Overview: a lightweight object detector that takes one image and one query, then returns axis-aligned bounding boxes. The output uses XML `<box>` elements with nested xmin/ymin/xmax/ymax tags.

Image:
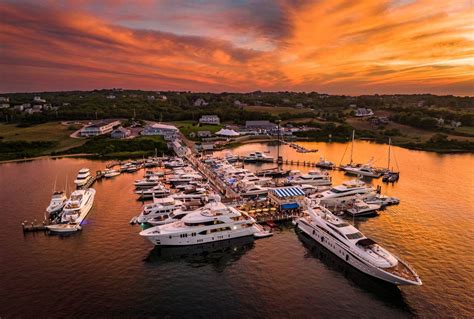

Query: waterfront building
<box><xmin>80</xmin><ymin>120</ymin><xmax>121</xmax><ymax>137</ymax></box>
<box><xmin>245</xmin><ymin>120</ymin><xmax>277</xmax><ymax>131</ymax></box>
<box><xmin>355</xmin><ymin>108</ymin><xmax>374</xmax><ymax>117</ymax></box>
<box><xmin>142</xmin><ymin>123</ymin><xmax>179</xmax><ymax>141</ymax></box>
<box><xmin>111</xmin><ymin>127</ymin><xmax>131</xmax><ymax>139</ymax></box>
<box><xmin>269</xmin><ymin>186</ymin><xmax>305</xmax><ymax>211</ymax></box>
<box><xmin>199</xmin><ymin>115</ymin><xmax>220</xmax><ymax>125</ymax></box>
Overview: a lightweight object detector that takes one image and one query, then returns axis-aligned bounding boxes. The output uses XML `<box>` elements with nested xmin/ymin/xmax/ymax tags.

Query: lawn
<box><xmin>0</xmin><ymin>122</ymin><xmax>86</xmax><ymax>155</ymax></box>
<box><xmin>171</xmin><ymin>121</ymin><xmax>223</xmax><ymax>139</ymax></box>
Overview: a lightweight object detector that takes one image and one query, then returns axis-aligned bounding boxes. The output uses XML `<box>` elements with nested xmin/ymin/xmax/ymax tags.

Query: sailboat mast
<box><xmin>350</xmin><ymin>130</ymin><xmax>355</xmax><ymax>165</ymax></box>
<box><xmin>388</xmin><ymin>138</ymin><xmax>391</xmax><ymax>170</ymax></box>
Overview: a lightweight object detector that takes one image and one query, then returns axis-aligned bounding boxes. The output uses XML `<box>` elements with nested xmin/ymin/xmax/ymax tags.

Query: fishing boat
<box><xmin>46</xmin><ymin>191</ymin><xmax>67</xmax><ymax>217</ymax></box>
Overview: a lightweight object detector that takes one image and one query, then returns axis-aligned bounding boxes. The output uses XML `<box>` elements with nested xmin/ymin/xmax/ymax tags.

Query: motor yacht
<box><xmin>313</xmin><ymin>180</ymin><xmax>376</xmax><ymax>206</ymax></box>
<box><xmin>144</xmin><ymin>170</ymin><xmax>164</xmax><ymax>178</ymax></box>
<box><xmin>290</xmin><ymin>171</ymin><xmax>332</xmax><ymax>186</ymax></box>
<box><xmin>60</xmin><ymin>188</ymin><xmax>96</xmax><ymax>224</ymax></box>
<box><xmin>364</xmin><ymin>194</ymin><xmax>400</xmax><ymax>207</ymax></box>
<box><xmin>315</xmin><ymin>157</ymin><xmax>335</xmax><ymax>169</ymax></box>
<box><xmin>300</xmin><ymin>184</ymin><xmax>330</xmax><ymax>196</ymax></box>
<box><xmin>346</xmin><ymin>199</ymin><xmax>381</xmax><ymax>217</ymax></box>
<box><xmin>167</xmin><ymin>173</ymin><xmax>203</xmax><ymax>186</ymax></box>
<box><xmin>137</xmin><ymin>196</ymin><xmax>186</xmax><ymax>223</ymax></box>
<box><xmin>140</xmin><ymin>202</ymin><xmax>258</xmax><ymax>246</ymax></box>
<box><xmin>134</xmin><ymin>175</ymin><xmax>161</xmax><ymax>188</ymax></box>
<box><xmin>164</xmin><ymin>158</ymin><xmax>186</xmax><ymax>168</ymax></box>
<box><xmin>243</xmin><ymin>151</ymin><xmax>274</xmax><ymax>163</ymax></box>
<box><xmin>74</xmin><ymin>168</ymin><xmax>92</xmax><ymax>187</ymax></box>
<box><xmin>135</xmin><ymin>184</ymin><xmax>170</xmax><ymax>199</ymax></box>
<box><xmin>239</xmin><ymin>184</ymin><xmax>269</xmax><ymax>197</ymax></box>
<box><xmin>127</xmin><ymin>164</ymin><xmax>140</xmax><ymax>173</ymax></box>
<box><xmin>46</xmin><ymin>191</ymin><xmax>67</xmax><ymax>217</ymax></box>
<box><xmin>104</xmin><ymin>168</ymin><xmax>120</xmax><ymax>178</ymax></box>
<box><xmin>296</xmin><ymin>201</ymin><xmax>422</xmax><ymax>285</ymax></box>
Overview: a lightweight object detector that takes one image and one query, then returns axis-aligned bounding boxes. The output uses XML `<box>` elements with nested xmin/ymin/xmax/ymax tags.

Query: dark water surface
<box><xmin>1</xmin><ymin>141</ymin><xmax>473</xmax><ymax>318</ymax></box>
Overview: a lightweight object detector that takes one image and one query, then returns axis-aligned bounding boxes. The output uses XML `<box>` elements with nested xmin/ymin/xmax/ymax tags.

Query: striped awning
<box><xmin>272</xmin><ymin>187</ymin><xmax>305</xmax><ymax>198</ymax></box>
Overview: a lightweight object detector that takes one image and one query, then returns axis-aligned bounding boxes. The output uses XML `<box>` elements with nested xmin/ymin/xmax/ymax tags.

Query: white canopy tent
<box><xmin>216</xmin><ymin>128</ymin><xmax>240</xmax><ymax>137</ymax></box>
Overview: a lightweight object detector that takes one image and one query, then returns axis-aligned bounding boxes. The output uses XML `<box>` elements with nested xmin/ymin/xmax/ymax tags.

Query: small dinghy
<box><xmin>46</xmin><ymin>223</ymin><xmax>81</xmax><ymax>233</ymax></box>
<box><xmin>253</xmin><ymin>224</ymin><xmax>273</xmax><ymax>238</ymax></box>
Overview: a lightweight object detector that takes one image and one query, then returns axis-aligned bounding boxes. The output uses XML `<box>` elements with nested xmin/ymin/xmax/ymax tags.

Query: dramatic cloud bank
<box><xmin>0</xmin><ymin>0</ymin><xmax>473</xmax><ymax>95</ymax></box>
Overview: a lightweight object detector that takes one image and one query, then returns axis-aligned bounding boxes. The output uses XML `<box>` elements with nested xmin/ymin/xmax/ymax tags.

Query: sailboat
<box><xmin>382</xmin><ymin>138</ymin><xmax>400</xmax><ymax>183</ymax></box>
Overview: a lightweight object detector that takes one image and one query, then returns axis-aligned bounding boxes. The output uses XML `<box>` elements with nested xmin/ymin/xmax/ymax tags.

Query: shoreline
<box><xmin>1</xmin><ymin>138</ymin><xmax>472</xmax><ymax>164</ymax></box>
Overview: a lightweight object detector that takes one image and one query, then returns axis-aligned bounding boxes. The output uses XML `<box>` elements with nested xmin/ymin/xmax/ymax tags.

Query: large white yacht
<box><xmin>137</xmin><ymin>196</ymin><xmax>186</xmax><ymax>223</ymax></box>
<box><xmin>74</xmin><ymin>168</ymin><xmax>92</xmax><ymax>187</ymax></box>
<box><xmin>290</xmin><ymin>170</ymin><xmax>332</xmax><ymax>186</ymax></box>
<box><xmin>167</xmin><ymin>173</ymin><xmax>203</xmax><ymax>186</ymax></box>
<box><xmin>60</xmin><ymin>188</ymin><xmax>96</xmax><ymax>224</ymax></box>
<box><xmin>314</xmin><ymin>180</ymin><xmax>375</xmax><ymax>205</ymax></box>
<box><xmin>140</xmin><ymin>202</ymin><xmax>258</xmax><ymax>246</ymax></box>
<box><xmin>296</xmin><ymin>201</ymin><xmax>421</xmax><ymax>285</ymax></box>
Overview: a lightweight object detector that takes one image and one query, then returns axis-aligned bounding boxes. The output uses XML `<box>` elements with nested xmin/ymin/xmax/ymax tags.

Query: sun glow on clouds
<box><xmin>0</xmin><ymin>0</ymin><xmax>472</xmax><ymax>95</ymax></box>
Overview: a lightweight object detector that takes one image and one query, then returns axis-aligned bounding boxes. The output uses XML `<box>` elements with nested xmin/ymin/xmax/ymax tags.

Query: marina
<box><xmin>1</xmin><ymin>140</ymin><xmax>473</xmax><ymax>317</ymax></box>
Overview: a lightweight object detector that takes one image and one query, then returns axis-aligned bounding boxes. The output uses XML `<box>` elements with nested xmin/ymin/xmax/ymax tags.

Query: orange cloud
<box><xmin>0</xmin><ymin>1</ymin><xmax>472</xmax><ymax>95</ymax></box>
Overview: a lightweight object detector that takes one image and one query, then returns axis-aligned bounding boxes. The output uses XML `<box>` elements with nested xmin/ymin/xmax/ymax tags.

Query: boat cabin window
<box><xmin>346</xmin><ymin>232</ymin><xmax>363</xmax><ymax>240</ymax></box>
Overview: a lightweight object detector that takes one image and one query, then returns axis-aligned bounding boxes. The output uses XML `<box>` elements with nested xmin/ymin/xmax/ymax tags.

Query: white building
<box><xmin>193</xmin><ymin>98</ymin><xmax>208</xmax><ymax>107</ymax></box>
<box><xmin>0</xmin><ymin>103</ymin><xmax>9</xmax><ymax>109</ymax></box>
<box><xmin>0</xmin><ymin>97</ymin><xmax>9</xmax><ymax>102</ymax></box>
<box><xmin>141</xmin><ymin>123</ymin><xmax>179</xmax><ymax>141</ymax></box>
<box><xmin>33</xmin><ymin>96</ymin><xmax>46</xmax><ymax>103</ymax></box>
<box><xmin>80</xmin><ymin>120</ymin><xmax>121</xmax><ymax>137</ymax></box>
<box><xmin>199</xmin><ymin>115</ymin><xmax>220</xmax><ymax>125</ymax></box>
<box><xmin>111</xmin><ymin>127</ymin><xmax>131</xmax><ymax>139</ymax></box>
<box><xmin>355</xmin><ymin>108</ymin><xmax>374</xmax><ymax>117</ymax></box>
<box><xmin>172</xmin><ymin>140</ymin><xmax>190</xmax><ymax>157</ymax></box>
<box><xmin>106</xmin><ymin>94</ymin><xmax>116</xmax><ymax>99</ymax></box>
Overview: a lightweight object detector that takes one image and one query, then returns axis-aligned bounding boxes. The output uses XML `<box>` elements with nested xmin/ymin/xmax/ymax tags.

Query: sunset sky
<box><xmin>0</xmin><ymin>0</ymin><xmax>473</xmax><ymax>95</ymax></box>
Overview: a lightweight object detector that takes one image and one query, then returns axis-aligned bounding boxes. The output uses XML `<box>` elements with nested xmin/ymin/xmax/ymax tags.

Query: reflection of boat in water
<box><xmin>296</xmin><ymin>230</ymin><xmax>413</xmax><ymax>313</ymax></box>
<box><xmin>144</xmin><ymin>236</ymin><xmax>255</xmax><ymax>268</ymax></box>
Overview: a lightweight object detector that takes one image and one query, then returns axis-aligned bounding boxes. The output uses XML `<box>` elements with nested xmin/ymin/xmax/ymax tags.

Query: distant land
<box><xmin>0</xmin><ymin>89</ymin><xmax>473</xmax><ymax>161</ymax></box>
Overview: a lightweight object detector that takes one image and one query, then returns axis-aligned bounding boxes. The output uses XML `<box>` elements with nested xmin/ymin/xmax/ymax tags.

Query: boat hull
<box><xmin>142</xmin><ymin>227</ymin><xmax>256</xmax><ymax>246</ymax></box>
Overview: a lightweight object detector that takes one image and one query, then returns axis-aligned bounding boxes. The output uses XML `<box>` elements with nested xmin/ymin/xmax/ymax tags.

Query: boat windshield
<box><xmin>346</xmin><ymin>232</ymin><xmax>364</xmax><ymax>240</ymax></box>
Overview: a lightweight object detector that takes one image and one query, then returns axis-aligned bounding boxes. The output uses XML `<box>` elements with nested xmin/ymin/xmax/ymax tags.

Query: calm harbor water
<box><xmin>0</xmin><ymin>141</ymin><xmax>473</xmax><ymax>318</ymax></box>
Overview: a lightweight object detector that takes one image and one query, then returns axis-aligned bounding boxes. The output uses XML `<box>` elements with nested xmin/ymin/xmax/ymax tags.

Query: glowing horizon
<box><xmin>0</xmin><ymin>0</ymin><xmax>473</xmax><ymax>95</ymax></box>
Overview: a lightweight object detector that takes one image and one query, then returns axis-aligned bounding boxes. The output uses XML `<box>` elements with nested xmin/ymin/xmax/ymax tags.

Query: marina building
<box><xmin>269</xmin><ymin>186</ymin><xmax>305</xmax><ymax>211</ymax></box>
<box><xmin>199</xmin><ymin>115</ymin><xmax>220</xmax><ymax>125</ymax></box>
<box><xmin>80</xmin><ymin>120</ymin><xmax>121</xmax><ymax>137</ymax></box>
<box><xmin>245</xmin><ymin>120</ymin><xmax>277</xmax><ymax>131</ymax></box>
<box><xmin>111</xmin><ymin>127</ymin><xmax>131</xmax><ymax>139</ymax></box>
<box><xmin>141</xmin><ymin>123</ymin><xmax>179</xmax><ymax>141</ymax></box>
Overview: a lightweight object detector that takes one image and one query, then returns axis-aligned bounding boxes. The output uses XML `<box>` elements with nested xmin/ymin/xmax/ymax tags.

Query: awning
<box><xmin>272</xmin><ymin>187</ymin><xmax>305</xmax><ymax>198</ymax></box>
<box><xmin>281</xmin><ymin>203</ymin><xmax>299</xmax><ymax>210</ymax></box>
